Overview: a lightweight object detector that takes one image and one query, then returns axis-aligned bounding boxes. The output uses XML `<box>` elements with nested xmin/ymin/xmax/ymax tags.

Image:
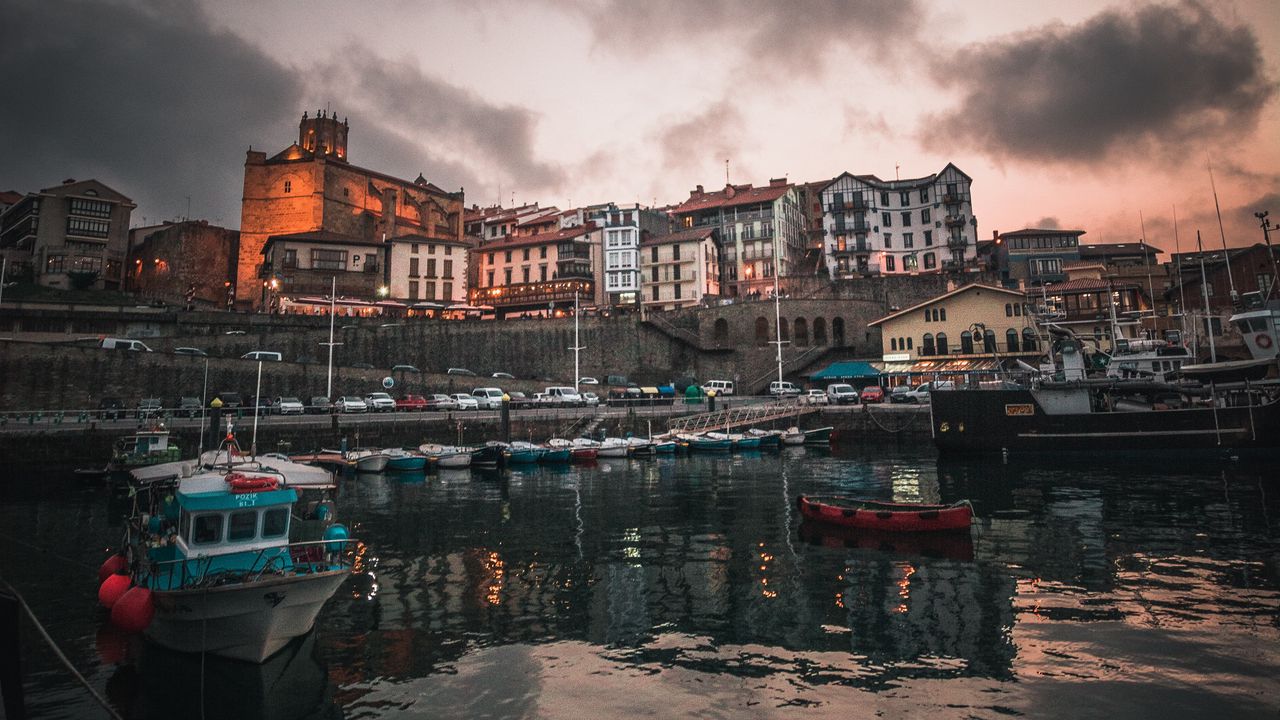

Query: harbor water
<box><xmin>3</xmin><ymin>446</ymin><xmax>1279</xmax><ymax>719</ymax></box>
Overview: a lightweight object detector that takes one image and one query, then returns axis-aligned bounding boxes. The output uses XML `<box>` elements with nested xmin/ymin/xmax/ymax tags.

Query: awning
<box><xmin>374</xmin><ymin>300</ymin><xmax>406</xmax><ymax>308</ymax></box>
<box><xmin>411</xmin><ymin>301</ymin><xmax>445</xmax><ymax>309</ymax></box>
<box><xmin>877</xmin><ymin>361</ymin><xmax>916</xmax><ymax>374</ymax></box>
<box><xmin>447</xmin><ymin>304</ymin><xmax>495</xmax><ymax>311</ymax></box>
<box><xmin>810</xmin><ymin>361</ymin><xmax>881</xmax><ymax>380</ymax></box>
<box><xmin>909</xmin><ymin>359</ymin><xmax>1002</xmax><ymax>374</ymax></box>
<box><xmin>283</xmin><ymin>296</ymin><xmax>371</xmax><ymax>307</ymax></box>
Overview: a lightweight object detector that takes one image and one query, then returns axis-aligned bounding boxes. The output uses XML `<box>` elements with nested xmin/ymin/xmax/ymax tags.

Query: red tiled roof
<box><xmin>0</xmin><ymin>190</ymin><xmax>24</xmax><ymax>205</ymax></box>
<box><xmin>472</xmin><ymin>224</ymin><xmax>593</xmax><ymax>252</ymax></box>
<box><xmin>673</xmin><ymin>183</ymin><xmax>791</xmax><ymax>215</ymax></box>
<box><xmin>1041</xmin><ymin>278</ymin><xmax>1140</xmax><ymax>292</ymax></box>
<box><xmin>640</xmin><ymin>227</ymin><xmax>716</xmax><ymax>246</ymax></box>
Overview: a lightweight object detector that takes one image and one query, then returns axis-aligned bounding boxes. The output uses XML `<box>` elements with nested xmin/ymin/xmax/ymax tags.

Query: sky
<box><xmin>2</xmin><ymin>0</ymin><xmax>1278</xmax><ymax>254</ymax></box>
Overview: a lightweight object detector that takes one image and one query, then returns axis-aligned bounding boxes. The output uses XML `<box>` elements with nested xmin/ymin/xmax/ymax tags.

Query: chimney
<box><xmin>769</xmin><ymin>177</ymin><xmax>786</xmax><ymax>187</ymax></box>
<box><xmin>694</xmin><ymin>185</ymin><xmax>704</xmax><ymax>195</ymax></box>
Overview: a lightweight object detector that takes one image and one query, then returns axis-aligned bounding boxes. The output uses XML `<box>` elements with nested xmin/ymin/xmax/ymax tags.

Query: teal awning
<box><xmin>810</xmin><ymin>361</ymin><xmax>881</xmax><ymax>380</ymax></box>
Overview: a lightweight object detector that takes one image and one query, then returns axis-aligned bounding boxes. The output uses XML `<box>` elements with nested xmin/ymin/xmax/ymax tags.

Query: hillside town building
<box><xmin>640</xmin><ymin>226</ymin><xmax>722</xmax><ymax>311</ymax></box>
<box><xmin>0</xmin><ymin>179</ymin><xmax>134</xmax><ymax>291</ymax></box>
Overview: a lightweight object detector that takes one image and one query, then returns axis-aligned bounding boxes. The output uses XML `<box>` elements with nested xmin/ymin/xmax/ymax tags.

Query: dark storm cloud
<box><xmin>315</xmin><ymin>50</ymin><xmax>566</xmax><ymax>192</ymax></box>
<box><xmin>1031</xmin><ymin>217</ymin><xmax>1061</xmax><ymax>230</ymax></box>
<box><xmin>561</xmin><ymin>0</ymin><xmax>924</xmax><ymax>71</ymax></box>
<box><xmin>923</xmin><ymin>1</ymin><xmax>1275</xmax><ymax>165</ymax></box>
<box><xmin>655</xmin><ymin>100</ymin><xmax>746</xmax><ymax>180</ymax></box>
<box><xmin>0</xmin><ymin>0</ymin><xmax>301</xmax><ymax>225</ymax></box>
<box><xmin>0</xmin><ymin>0</ymin><xmax>561</xmax><ymax>226</ymax></box>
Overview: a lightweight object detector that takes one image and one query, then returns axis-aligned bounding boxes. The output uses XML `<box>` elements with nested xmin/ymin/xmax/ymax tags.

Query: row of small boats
<box><xmin>309</xmin><ymin>426</ymin><xmax>836</xmax><ymax>474</ymax></box>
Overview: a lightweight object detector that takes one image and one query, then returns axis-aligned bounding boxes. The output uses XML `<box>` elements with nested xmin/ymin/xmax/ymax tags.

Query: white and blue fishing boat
<box><xmin>104</xmin><ymin>459</ymin><xmax>356</xmax><ymax>663</ymax></box>
<box><xmin>345</xmin><ymin>448</ymin><xmax>390</xmax><ymax>473</ymax></box>
<box><xmin>541</xmin><ymin>439</ymin><xmax>573</xmax><ymax>463</ymax></box>
<box><xmin>469</xmin><ymin>442</ymin><xmax>507</xmax><ymax>468</ymax></box>
<box><xmin>419</xmin><ymin>443</ymin><xmax>473</xmax><ymax>469</ymax></box>
<box><xmin>803</xmin><ymin>426</ymin><xmax>834</xmax><ymax>445</ymax></box>
<box><xmin>652</xmin><ymin>439</ymin><xmax>677</xmax><ymax>454</ymax></box>
<box><xmin>626</xmin><ymin>437</ymin><xmax>655</xmax><ymax>456</ymax></box>
<box><xmin>680</xmin><ymin>433</ymin><xmax>733</xmax><ymax>452</ymax></box>
<box><xmin>747</xmin><ymin>428</ymin><xmax>783</xmax><ymax>448</ymax></box>
<box><xmin>384</xmin><ymin>448</ymin><xmax>427</xmax><ymax>471</ymax></box>
<box><xmin>707</xmin><ymin>432</ymin><xmax>762</xmax><ymax>450</ymax></box>
<box><xmin>597</xmin><ymin>437</ymin><xmax>631</xmax><ymax>458</ymax></box>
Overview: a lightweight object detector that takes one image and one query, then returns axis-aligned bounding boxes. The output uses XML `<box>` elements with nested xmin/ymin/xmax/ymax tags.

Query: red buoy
<box><xmin>97</xmin><ymin>553</ymin><xmax>127</xmax><ymax>583</ymax></box>
<box><xmin>98</xmin><ymin>573</ymin><xmax>131</xmax><ymax>609</ymax></box>
<box><xmin>110</xmin><ymin>586</ymin><xmax>154</xmax><ymax>633</ymax></box>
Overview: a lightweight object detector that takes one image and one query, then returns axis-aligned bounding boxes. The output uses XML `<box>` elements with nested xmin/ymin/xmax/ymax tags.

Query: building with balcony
<box><xmin>993</xmin><ymin>228</ymin><xmax>1085</xmax><ymax>287</ymax></box>
<box><xmin>571</xmin><ymin>202</ymin><xmax>671</xmax><ymax>309</ymax></box>
<box><xmin>238</xmin><ymin>111</ymin><xmax>465</xmax><ymax>308</ymax></box>
<box><xmin>868</xmin><ymin>283</ymin><xmax>1043</xmax><ymax>383</ymax></box>
<box><xmin>387</xmin><ymin>235</ymin><xmax>470</xmax><ymax>309</ymax></box>
<box><xmin>819</xmin><ymin>164</ymin><xmax>976</xmax><ymax>279</ymax></box>
<box><xmin>670</xmin><ymin>179</ymin><xmax>805</xmax><ymax>298</ymax></box>
<box><xmin>1034</xmin><ymin>276</ymin><xmax>1152</xmax><ymax>350</ymax></box>
<box><xmin>469</xmin><ymin>224</ymin><xmax>597</xmax><ymax>318</ymax></box>
<box><xmin>640</xmin><ymin>227</ymin><xmax>721</xmax><ymax>311</ymax></box>
<box><xmin>259</xmin><ymin>230</ymin><xmax>386</xmax><ymax>311</ymax></box>
<box><xmin>0</xmin><ymin>179</ymin><xmax>134</xmax><ymax>290</ymax></box>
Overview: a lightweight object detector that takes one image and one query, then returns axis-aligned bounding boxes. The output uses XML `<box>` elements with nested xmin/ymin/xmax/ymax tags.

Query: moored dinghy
<box><xmin>780</xmin><ymin>427</ymin><xmax>806</xmax><ymax>446</ymax></box>
<box><xmin>597</xmin><ymin>437</ymin><xmax>631</xmax><ymax>458</ymax></box>
<box><xmin>796</xmin><ymin>495</ymin><xmax>973</xmax><ymax>532</ymax></box>
<box><xmin>569</xmin><ymin>438</ymin><xmax>600</xmax><ymax>461</ymax></box>
<box><xmin>542</xmin><ymin>438</ymin><xmax>573</xmax><ymax>463</ymax></box>
<box><xmin>346</xmin><ymin>448</ymin><xmax>390</xmax><ymax>473</ymax></box>
<box><xmin>419</xmin><ymin>443</ymin><xmax>473</xmax><ymax>469</ymax></box>
<box><xmin>504</xmin><ymin>441</ymin><xmax>545</xmax><ymax>464</ymax></box>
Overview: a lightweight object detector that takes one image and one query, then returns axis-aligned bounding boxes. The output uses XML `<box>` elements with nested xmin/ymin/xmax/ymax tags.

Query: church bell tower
<box><xmin>298</xmin><ymin>109</ymin><xmax>349</xmax><ymax>161</ymax></box>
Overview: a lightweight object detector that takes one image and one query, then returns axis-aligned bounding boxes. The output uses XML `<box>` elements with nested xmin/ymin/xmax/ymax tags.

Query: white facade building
<box><xmin>820</xmin><ymin>163</ymin><xmax>976</xmax><ymax>279</ymax></box>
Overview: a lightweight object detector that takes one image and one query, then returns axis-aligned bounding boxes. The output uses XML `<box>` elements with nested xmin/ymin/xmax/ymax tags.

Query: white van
<box><xmin>702</xmin><ymin>380</ymin><xmax>735</xmax><ymax>396</ymax></box>
<box><xmin>471</xmin><ymin>387</ymin><xmax>505</xmax><ymax>410</ymax></box>
<box><xmin>541</xmin><ymin>386</ymin><xmax>583</xmax><ymax>406</ymax></box>
<box><xmin>826</xmin><ymin>383</ymin><xmax>859</xmax><ymax>404</ymax></box>
<box><xmin>905</xmin><ymin>380</ymin><xmax>954</xmax><ymax>403</ymax></box>
<box><xmin>768</xmin><ymin>381</ymin><xmax>802</xmax><ymax>397</ymax></box>
<box><xmin>241</xmin><ymin>351</ymin><xmax>283</xmax><ymax>362</ymax></box>
<box><xmin>100</xmin><ymin>337</ymin><xmax>152</xmax><ymax>352</ymax></box>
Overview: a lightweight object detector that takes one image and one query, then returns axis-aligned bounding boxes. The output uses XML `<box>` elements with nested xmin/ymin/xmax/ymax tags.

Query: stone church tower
<box><xmin>298</xmin><ymin>110</ymin><xmax>348</xmax><ymax>161</ymax></box>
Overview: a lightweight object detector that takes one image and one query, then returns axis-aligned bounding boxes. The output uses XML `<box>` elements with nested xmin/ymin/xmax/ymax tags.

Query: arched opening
<box><xmin>960</xmin><ymin>331</ymin><xmax>974</xmax><ymax>354</ymax></box>
<box><xmin>936</xmin><ymin>332</ymin><xmax>948</xmax><ymax>355</ymax></box>
<box><xmin>1006</xmin><ymin>328</ymin><xmax>1019</xmax><ymax>352</ymax></box>
<box><xmin>1005</xmin><ymin>303</ymin><xmax>1013</xmax><ymax>317</ymax></box>
<box><xmin>794</xmin><ymin>317</ymin><xmax>809</xmax><ymax>346</ymax></box>
<box><xmin>779</xmin><ymin>318</ymin><xmax>790</xmax><ymax>342</ymax></box>
<box><xmin>1022</xmin><ymin>327</ymin><xmax>1038</xmax><ymax>352</ymax></box>
<box><xmin>906</xmin><ymin>337</ymin><xmax>913</xmax><ymax>350</ymax></box>
<box><xmin>983</xmin><ymin>329</ymin><xmax>997</xmax><ymax>353</ymax></box>
<box><xmin>923</xmin><ymin>310</ymin><xmax>931</xmax><ymax>323</ymax></box>
<box><xmin>923</xmin><ymin>333</ymin><xmax>935</xmax><ymax>356</ymax></box>
<box><xmin>754</xmin><ymin>316</ymin><xmax>770</xmax><ymax>346</ymax></box>
<box><xmin>832</xmin><ymin>317</ymin><xmax>846</xmax><ymax>346</ymax></box>
<box><xmin>714</xmin><ymin>318</ymin><xmax>729</xmax><ymax>346</ymax></box>
<box><xmin>813</xmin><ymin>317</ymin><xmax>827</xmax><ymax>345</ymax></box>
<box><xmin>891</xmin><ymin>337</ymin><xmax>898</xmax><ymax>351</ymax></box>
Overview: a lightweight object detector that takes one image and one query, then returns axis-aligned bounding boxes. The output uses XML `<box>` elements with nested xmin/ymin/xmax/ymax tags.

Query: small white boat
<box><xmin>780</xmin><ymin>427</ymin><xmax>806</xmax><ymax>446</ymax></box>
<box><xmin>597</xmin><ymin>437</ymin><xmax>631</xmax><ymax>458</ymax></box>
<box><xmin>419</xmin><ymin>443</ymin><xmax>473</xmax><ymax>469</ymax></box>
<box><xmin>626</xmin><ymin>437</ymin><xmax>654</xmax><ymax>455</ymax></box>
<box><xmin>346</xmin><ymin>449</ymin><xmax>390</xmax><ymax>473</ymax></box>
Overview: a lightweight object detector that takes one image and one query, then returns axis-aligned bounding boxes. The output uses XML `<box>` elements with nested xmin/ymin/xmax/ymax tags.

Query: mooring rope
<box><xmin>0</xmin><ymin>579</ymin><xmax>125</xmax><ymax>720</ymax></box>
<box><xmin>862</xmin><ymin>406</ymin><xmax>923</xmax><ymax>434</ymax></box>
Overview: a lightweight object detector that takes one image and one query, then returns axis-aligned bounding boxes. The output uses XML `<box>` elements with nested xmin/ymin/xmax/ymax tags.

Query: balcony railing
<box><xmin>472</xmin><ymin>279</ymin><xmax>594</xmax><ymax>307</ymax></box>
<box><xmin>942</xmin><ymin>193</ymin><xmax>964</xmax><ymax>205</ymax></box>
<box><xmin>945</xmin><ymin>215</ymin><xmax>966</xmax><ymax>227</ymax></box>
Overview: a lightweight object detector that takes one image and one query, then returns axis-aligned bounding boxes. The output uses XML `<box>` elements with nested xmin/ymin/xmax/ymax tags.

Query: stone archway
<box><xmin>813</xmin><ymin>317</ymin><xmax>827</xmax><ymax>345</ymax></box>
<box><xmin>794</xmin><ymin>317</ymin><xmax>809</xmax><ymax>346</ymax></box>
<box><xmin>779</xmin><ymin>318</ymin><xmax>790</xmax><ymax>342</ymax></box>
<box><xmin>714</xmin><ymin>317</ymin><xmax>729</xmax><ymax>346</ymax></box>
<box><xmin>755</xmin><ymin>316</ymin><xmax>770</xmax><ymax>346</ymax></box>
<box><xmin>832</xmin><ymin>317</ymin><xmax>845</xmax><ymax>347</ymax></box>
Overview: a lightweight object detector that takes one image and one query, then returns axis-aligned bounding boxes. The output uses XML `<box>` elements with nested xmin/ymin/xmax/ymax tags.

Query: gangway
<box><xmin>667</xmin><ymin>403</ymin><xmax>819</xmax><ymax>433</ymax></box>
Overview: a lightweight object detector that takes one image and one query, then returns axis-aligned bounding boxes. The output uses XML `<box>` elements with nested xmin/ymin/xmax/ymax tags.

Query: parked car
<box><xmin>136</xmin><ymin>398</ymin><xmax>165</xmax><ymax>419</ymax></box>
<box><xmin>100</xmin><ymin>337</ymin><xmax>152</xmax><ymax>352</ymax></box>
<box><xmin>803</xmin><ymin>389</ymin><xmax>829</xmax><ymax>405</ymax></box>
<box><xmin>397</xmin><ymin>394</ymin><xmax>429</xmax><ymax>412</ymax></box>
<box><xmin>579</xmin><ymin>377</ymin><xmax>599</xmax><ymax>385</ymax></box>
<box><xmin>224</xmin><ymin>330</ymin><xmax>246</xmax><ymax>335</ymax></box>
<box><xmin>888</xmin><ymin>385</ymin><xmax>913</xmax><ymax>404</ymax></box>
<box><xmin>702</xmin><ymin>379</ymin><xmax>735</xmax><ymax>396</ymax></box>
<box><xmin>905</xmin><ymin>380</ymin><xmax>955</xmax><ymax>404</ymax></box>
<box><xmin>177</xmin><ymin>397</ymin><xmax>203</xmax><ymax>418</ymax></box>
<box><xmin>391</xmin><ymin>364</ymin><xmax>421</xmax><ymax>373</ymax></box>
<box><xmin>335</xmin><ymin>396</ymin><xmax>368</xmax><ymax>413</ymax></box>
<box><xmin>215</xmin><ymin>391</ymin><xmax>242</xmax><ymax>409</ymax></box>
<box><xmin>450</xmin><ymin>393</ymin><xmax>479</xmax><ymax>410</ymax></box>
<box><xmin>173</xmin><ymin>347</ymin><xmax>207</xmax><ymax>357</ymax></box>
<box><xmin>308</xmin><ymin>396</ymin><xmax>333</xmax><ymax>414</ymax></box>
<box><xmin>471</xmin><ymin>387</ymin><xmax>505</xmax><ymax>410</ymax></box>
<box><xmin>247</xmin><ymin>395</ymin><xmax>273</xmax><ymax>415</ymax></box>
<box><xmin>769</xmin><ymin>381</ymin><xmax>802</xmax><ymax>397</ymax></box>
<box><xmin>541</xmin><ymin>386</ymin><xmax>583</xmax><ymax>407</ymax></box>
<box><xmin>491</xmin><ymin>372</ymin><xmax>515</xmax><ymax>379</ymax></box>
<box><xmin>97</xmin><ymin>397</ymin><xmax>125</xmax><ymax>420</ymax></box>
<box><xmin>582</xmin><ymin>391</ymin><xmax>600</xmax><ymax>407</ymax></box>
<box><xmin>860</xmin><ymin>386</ymin><xmax>886</xmax><ymax>403</ymax></box>
<box><xmin>274</xmin><ymin>397</ymin><xmax>305</xmax><ymax>415</ymax></box>
<box><xmin>825</xmin><ymin>383</ymin><xmax>859</xmax><ymax>405</ymax></box>
<box><xmin>241</xmin><ymin>351</ymin><xmax>282</xmax><ymax>362</ymax></box>
<box><xmin>446</xmin><ymin>367</ymin><xmax>477</xmax><ymax>376</ymax></box>
<box><xmin>364</xmin><ymin>392</ymin><xmax>396</xmax><ymax>412</ymax></box>
<box><xmin>506</xmin><ymin>391</ymin><xmax>530</xmax><ymax>408</ymax></box>
<box><xmin>426</xmin><ymin>394</ymin><xmax>459</xmax><ymax>411</ymax></box>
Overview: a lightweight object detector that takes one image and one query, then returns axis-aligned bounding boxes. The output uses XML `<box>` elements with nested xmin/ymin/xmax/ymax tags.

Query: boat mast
<box><xmin>197</xmin><ymin>357</ymin><xmax>209</xmax><ymax>458</ymax></box>
<box><xmin>250</xmin><ymin>359</ymin><xmax>263</xmax><ymax>458</ymax></box>
<box><xmin>1139</xmin><ymin>211</ymin><xmax>1157</xmax><ymax>334</ymax></box>
<box><xmin>325</xmin><ymin>275</ymin><xmax>337</xmax><ymax>399</ymax></box>
<box><xmin>771</xmin><ymin>242</ymin><xmax>784</xmax><ymax>390</ymax></box>
<box><xmin>1256</xmin><ymin>211</ymin><xmax>1278</xmax><ymax>301</ymax></box>
<box><xmin>1208</xmin><ymin>158</ymin><xmax>1238</xmax><ymax>305</ymax></box>
<box><xmin>571</xmin><ymin>291</ymin><xmax>584</xmax><ymax>391</ymax></box>
<box><xmin>1173</xmin><ymin>206</ymin><xmax>1189</xmax><ymax>340</ymax></box>
<box><xmin>1196</xmin><ymin>230</ymin><xmax>1217</xmax><ymax>363</ymax></box>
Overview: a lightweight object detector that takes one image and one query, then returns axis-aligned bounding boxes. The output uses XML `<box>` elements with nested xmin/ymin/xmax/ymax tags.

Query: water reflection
<box><xmin>4</xmin><ymin>449</ymin><xmax>1279</xmax><ymax>718</ymax></box>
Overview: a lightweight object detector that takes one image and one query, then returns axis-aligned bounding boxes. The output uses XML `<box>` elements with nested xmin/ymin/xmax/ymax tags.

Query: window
<box><xmin>923</xmin><ymin>252</ymin><xmax>935</xmax><ymax>269</ymax></box>
<box><xmin>904</xmin><ymin>233</ymin><xmax>914</xmax><ymax>249</ymax></box>
<box><xmin>652</xmin><ymin>247</ymin><xmax>659</xmax><ymax>263</ymax></box>
<box><xmin>961</xmin><ymin>331</ymin><xmax>974</xmax><ymax>354</ymax></box>
<box><xmin>45</xmin><ymin>255</ymin><xmax>65</xmax><ymax>273</ymax></box>
<box><xmin>880</xmin><ymin>191</ymin><xmax>890</xmax><ymax>206</ymax></box>
<box><xmin>899</xmin><ymin>191</ymin><xmax>910</xmax><ymax>206</ymax></box>
<box><xmin>672</xmin><ymin>244</ymin><xmax>681</xmax><ymax>260</ymax></box>
<box><xmin>919</xmin><ymin>189</ymin><xmax>929</xmax><ymax>203</ymax></box>
<box><xmin>283</xmin><ymin>180</ymin><xmax>292</xmax><ymax>193</ymax></box>
<box><xmin>651</xmin><ymin>266</ymin><xmax>659</xmax><ymax>282</ymax></box>
<box><xmin>936</xmin><ymin>332</ymin><xmax>948</xmax><ymax>354</ymax></box>
<box><xmin>901</xmin><ymin>212</ymin><xmax>912</xmax><ymax>227</ymax></box>
<box><xmin>486</xmin><ymin>271</ymin><xmax>494</xmax><ymax>287</ymax></box>
<box><xmin>411</xmin><ymin>243</ymin><xmax>419</xmax><ymax>255</ymax></box>
<box><xmin>443</xmin><ymin>260</ymin><xmax>453</xmax><ymax>277</ymax></box>
<box><xmin>262</xmin><ymin>508</ymin><xmax>288</xmax><ymax>538</ymax></box>
<box><xmin>409</xmin><ymin>280</ymin><xmax>419</xmax><ymax>298</ymax></box>
<box><xmin>504</xmin><ymin>251</ymin><xmax>512</xmax><ymax>263</ymax></box>
<box><xmin>652</xmin><ymin>286</ymin><xmax>660</xmax><ymax>301</ymax></box>
<box><xmin>923</xmin><ymin>310</ymin><xmax>931</xmax><ymax>322</ymax></box>
<box><xmin>886</xmin><ymin>255</ymin><xmax>896</xmax><ymax>271</ymax></box>
<box><xmin>487</xmin><ymin>252</ymin><xmax>494</xmax><ymax>265</ymax></box>
<box><xmin>984</xmin><ymin>329</ymin><xmax>997</xmax><ymax>353</ymax></box>
<box><xmin>921</xmin><ymin>209</ymin><xmax>931</xmax><ymax>224</ymax></box>
<box><xmin>1205</xmin><ymin>281</ymin><xmax>1214</xmax><ymax>297</ymax></box>
<box><xmin>882</xmin><ymin>212</ymin><xmax>891</xmax><ymax>227</ymax></box>
<box><xmin>522</xmin><ymin>248</ymin><xmax>530</xmax><ymax>261</ymax></box>
<box><xmin>674</xmin><ymin>284</ymin><xmax>682</xmax><ymax>300</ymax></box>
<box><xmin>673</xmin><ymin>264</ymin><xmax>681</xmax><ymax>280</ymax></box>
<box><xmin>1257</xmin><ymin>273</ymin><xmax>1274</xmax><ymax>294</ymax></box>
<box><xmin>540</xmin><ymin>265</ymin><xmax>548</xmax><ymax>281</ymax></box>
<box><xmin>426</xmin><ymin>258</ymin><xmax>437</xmax><ymax>277</ymax></box>
<box><xmin>924</xmin><ymin>230</ymin><xmax>933</xmax><ymax>246</ymax></box>
<box><xmin>1022</xmin><ymin>328</ymin><xmax>1037</xmax><ymax>351</ymax></box>
<box><xmin>193</xmin><ymin>514</ymin><xmax>222</xmax><ymax>545</ymax></box>
<box><xmin>891</xmin><ymin>337</ymin><xmax>897</xmax><ymax>351</ymax></box>
<box><xmin>1007</xmin><ymin>329</ymin><xmax>1020</xmax><ymax>352</ymax></box>
<box><xmin>1014</xmin><ymin>304</ymin><xmax>1022</xmax><ymax>317</ymax></box>
<box><xmin>445</xmin><ymin>245</ymin><xmax>453</xmax><ymax>256</ymax></box>
<box><xmin>66</xmin><ymin>217</ymin><xmax>109</xmax><ymax>238</ymax></box>
<box><xmin>884</xmin><ymin>233</ymin><xmax>892</xmax><ymax>248</ymax></box>
<box><xmin>311</xmin><ymin>249</ymin><xmax>347</xmax><ymax>271</ymax></box>
<box><xmin>426</xmin><ymin>281</ymin><xmax>437</xmax><ymax>299</ymax></box>
<box><xmin>504</xmin><ymin>268</ymin><xmax>511</xmax><ymax>284</ymax></box>
<box><xmin>940</xmin><ymin>308</ymin><xmax>946</xmax><ymax>321</ymax></box>
<box><xmin>343</xmin><ymin>187</ymin><xmax>349</xmax><ymax>198</ymax></box>
<box><xmin>283</xmin><ymin>249</ymin><xmax>297</xmax><ymax>269</ymax></box>
<box><xmin>923</xmin><ymin>333</ymin><xmax>935</xmax><ymax>355</ymax></box>
<box><xmin>522</xmin><ymin>267</ymin><xmax>530</xmax><ymax>283</ymax></box>
<box><xmin>1006</xmin><ymin>303</ymin><xmax>1013</xmax><ymax>317</ymax></box>
<box><xmin>410</xmin><ymin>258</ymin><xmax>419</xmax><ymax>276</ymax></box>
<box><xmin>540</xmin><ymin>246</ymin><xmax>547</xmax><ymax>259</ymax></box>
<box><xmin>228</xmin><ymin>510</ymin><xmax>257</xmax><ymax>542</ymax></box>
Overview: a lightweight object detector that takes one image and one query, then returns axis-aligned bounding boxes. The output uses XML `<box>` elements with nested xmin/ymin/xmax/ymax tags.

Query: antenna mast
<box><xmin>1207</xmin><ymin>158</ymin><xmax>1238</xmax><ymax>303</ymax></box>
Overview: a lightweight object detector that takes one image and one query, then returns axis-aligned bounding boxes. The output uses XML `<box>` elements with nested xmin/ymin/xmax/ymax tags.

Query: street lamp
<box><xmin>377</xmin><ymin>285</ymin><xmax>389</xmax><ymax>298</ymax></box>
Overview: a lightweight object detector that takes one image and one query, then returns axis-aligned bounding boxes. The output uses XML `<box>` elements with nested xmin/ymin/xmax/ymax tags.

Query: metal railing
<box><xmin>142</xmin><ymin>538</ymin><xmax>358</xmax><ymax>591</ymax></box>
<box><xmin>667</xmin><ymin>402</ymin><xmax>818</xmax><ymax>433</ymax></box>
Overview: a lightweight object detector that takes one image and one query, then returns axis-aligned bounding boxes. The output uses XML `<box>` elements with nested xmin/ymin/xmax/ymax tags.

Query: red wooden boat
<box><xmin>796</xmin><ymin>495</ymin><xmax>973</xmax><ymax>532</ymax></box>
